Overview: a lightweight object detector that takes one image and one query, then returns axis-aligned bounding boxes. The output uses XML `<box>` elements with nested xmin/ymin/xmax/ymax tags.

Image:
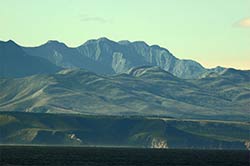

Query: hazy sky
<box><xmin>0</xmin><ymin>0</ymin><xmax>249</xmax><ymax>69</ymax></box>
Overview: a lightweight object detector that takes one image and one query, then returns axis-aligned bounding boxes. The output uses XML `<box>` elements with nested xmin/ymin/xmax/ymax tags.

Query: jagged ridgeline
<box><xmin>1</xmin><ymin>38</ymin><xmax>224</xmax><ymax>79</ymax></box>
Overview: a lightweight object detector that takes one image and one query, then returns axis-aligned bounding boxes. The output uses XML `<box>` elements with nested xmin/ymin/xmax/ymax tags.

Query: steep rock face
<box><xmin>0</xmin><ymin>40</ymin><xmax>61</xmax><ymax>78</ymax></box>
<box><xmin>22</xmin><ymin>38</ymin><xmax>209</xmax><ymax>79</ymax></box>
<box><xmin>23</xmin><ymin>40</ymin><xmax>112</xmax><ymax>74</ymax></box>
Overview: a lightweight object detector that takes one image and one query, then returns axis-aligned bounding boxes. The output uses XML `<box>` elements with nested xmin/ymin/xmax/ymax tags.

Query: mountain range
<box><xmin>0</xmin><ymin>38</ymin><xmax>249</xmax><ymax>148</ymax></box>
<box><xmin>1</xmin><ymin>38</ymin><xmax>225</xmax><ymax>79</ymax></box>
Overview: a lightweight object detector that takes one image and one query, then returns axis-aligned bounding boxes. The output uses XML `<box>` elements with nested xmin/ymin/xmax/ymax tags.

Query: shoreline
<box><xmin>0</xmin><ymin>144</ymin><xmax>248</xmax><ymax>151</ymax></box>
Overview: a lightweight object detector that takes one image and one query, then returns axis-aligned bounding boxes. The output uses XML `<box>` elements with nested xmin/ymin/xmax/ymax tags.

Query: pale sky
<box><xmin>0</xmin><ymin>0</ymin><xmax>249</xmax><ymax>69</ymax></box>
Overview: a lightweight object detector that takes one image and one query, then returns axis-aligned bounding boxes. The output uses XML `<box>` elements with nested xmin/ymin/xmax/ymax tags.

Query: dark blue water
<box><xmin>0</xmin><ymin>146</ymin><xmax>249</xmax><ymax>166</ymax></box>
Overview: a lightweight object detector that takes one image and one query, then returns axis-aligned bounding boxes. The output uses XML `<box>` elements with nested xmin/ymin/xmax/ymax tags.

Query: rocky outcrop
<box><xmin>68</xmin><ymin>134</ymin><xmax>82</xmax><ymax>144</ymax></box>
<box><xmin>244</xmin><ymin>141</ymin><xmax>250</xmax><ymax>150</ymax></box>
<box><xmin>150</xmin><ymin>138</ymin><xmax>168</xmax><ymax>149</ymax></box>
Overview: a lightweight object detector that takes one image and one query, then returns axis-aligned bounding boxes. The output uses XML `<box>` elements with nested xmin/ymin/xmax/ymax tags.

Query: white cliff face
<box><xmin>112</xmin><ymin>52</ymin><xmax>129</xmax><ymax>73</ymax></box>
<box><xmin>51</xmin><ymin>50</ymin><xmax>63</xmax><ymax>66</ymax></box>
<box><xmin>244</xmin><ymin>141</ymin><xmax>250</xmax><ymax>150</ymax></box>
<box><xmin>150</xmin><ymin>138</ymin><xmax>168</xmax><ymax>149</ymax></box>
<box><xmin>68</xmin><ymin>134</ymin><xmax>82</xmax><ymax>143</ymax></box>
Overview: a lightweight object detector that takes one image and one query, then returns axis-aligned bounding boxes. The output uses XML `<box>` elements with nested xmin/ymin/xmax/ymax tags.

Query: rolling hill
<box><xmin>0</xmin><ymin>67</ymin><xmax>249</xmax><ymax>121</ymax></box>
<box><xmin>0</xmin><ymin>112</ymin><xmax>249</xmax><ymax>149</ymax></box>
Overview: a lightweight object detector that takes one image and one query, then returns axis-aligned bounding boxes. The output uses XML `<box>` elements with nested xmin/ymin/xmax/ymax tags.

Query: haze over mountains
<box><xmin>1</xmin><ymin>38</ymin><xmax>224</xmax><ymax>79</ymax></box>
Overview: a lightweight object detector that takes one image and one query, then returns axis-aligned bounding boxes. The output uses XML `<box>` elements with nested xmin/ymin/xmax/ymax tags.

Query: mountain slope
<box><xmin>0</xmin><ymin>40</ymin><xmax>61</xmax><ymax>78</ymax></box>
<box><xmin>23</xmin><ymin>40</ymin><xmax>114</xmax><ymax>74</ymax></box>
<box><xmin>22</xmin><ymin>38</ymin><xmax>210</xmax><ymax>79</ymax></box>
<box><xmin>0</xmin><ymin>67</ymin><xmax>249</xmax><ymax>121</ymax></box>
<box><xmin>191</xmin><ymin>68</ymin><xmax>250</xmax><ymax>106</ymax></box>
